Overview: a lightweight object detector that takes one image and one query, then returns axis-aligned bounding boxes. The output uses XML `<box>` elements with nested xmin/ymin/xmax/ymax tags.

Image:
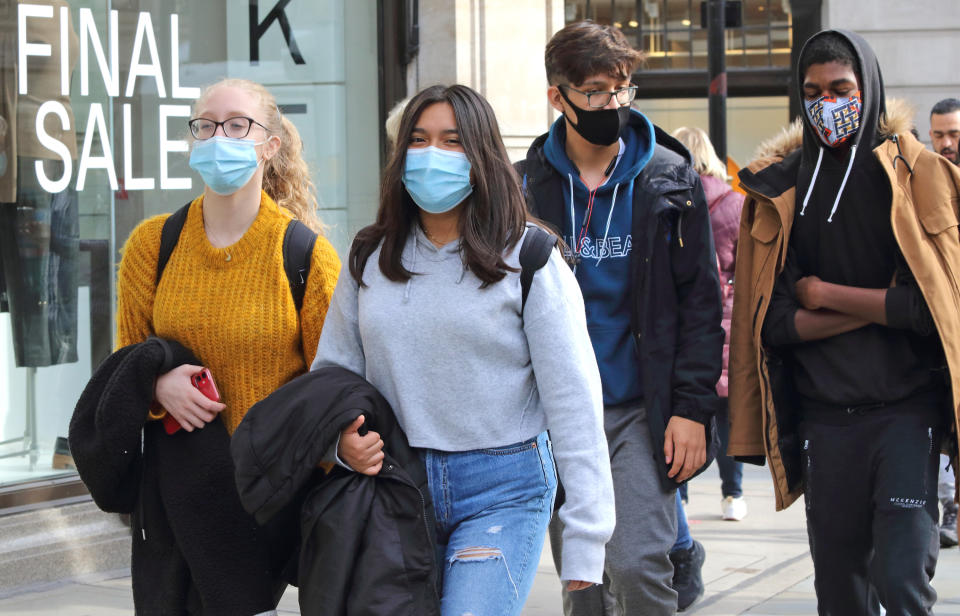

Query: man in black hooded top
<box><xmin>731</xmin><ymin>30</ymin><xmax>960</xmax><ymax>615</ymax></box>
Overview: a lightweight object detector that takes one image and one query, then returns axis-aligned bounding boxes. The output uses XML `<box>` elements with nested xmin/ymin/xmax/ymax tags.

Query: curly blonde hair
<box><xmin>194</xmin><ymin>78</ymin><xmax>325</xmax><ymax>233</ymax></box>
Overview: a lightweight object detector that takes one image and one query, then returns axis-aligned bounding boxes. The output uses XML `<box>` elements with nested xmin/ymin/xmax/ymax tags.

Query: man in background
<box><xmin>930</xmin><ymin>98</ymin><xmax>960</xmax><ymax>165</ymax></box>
<box><xmin>930</xmin><ymin>97</ymin><xmax>960</xmax><ymax>549</ymax></box>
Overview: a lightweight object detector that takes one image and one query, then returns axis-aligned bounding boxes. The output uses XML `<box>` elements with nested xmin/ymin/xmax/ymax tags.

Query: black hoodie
<box><xmin>761</xmin><ymin>30</ymin><xmax>943</xmax><ymax>408</ymax></box>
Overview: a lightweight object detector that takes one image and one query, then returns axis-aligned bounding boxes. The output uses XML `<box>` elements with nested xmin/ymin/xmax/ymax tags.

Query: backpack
<box><xmin>155</xmin><ymin>202</ymin><xmax>317</xmax><ymax>312</ymax></box>
<box><xmin>518</xmin><ymin>224</ymin><xmax>558</xmax><ymax>312</ymax></box>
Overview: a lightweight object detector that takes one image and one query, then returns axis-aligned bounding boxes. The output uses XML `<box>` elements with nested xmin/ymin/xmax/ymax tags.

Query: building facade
<box><xmin>0</xmin><ymin>0</ymin><xmax>382</xmax><ymax>506</ymax></box>
<box><xmin>0</xmin><ymin>0</ymin><xmax>958</xmax><ymax>589</ymax></box>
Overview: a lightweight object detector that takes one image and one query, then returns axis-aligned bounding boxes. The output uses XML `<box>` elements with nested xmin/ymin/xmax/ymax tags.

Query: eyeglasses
<box><xmin>559</xmin><ymin>84</ymin><xmax>638</xmax><ymax>109</ymax></box>
<box><xmin>188</xmin><ymin>116</ymin><xmax>269</xmax><ymax>140</ymax></box>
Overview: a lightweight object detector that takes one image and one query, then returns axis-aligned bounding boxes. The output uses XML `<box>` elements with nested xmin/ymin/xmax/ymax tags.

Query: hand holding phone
<box><xmin>161</xmin><ymin>367</ymin><xmax>222</xmax><ymax>434</ymax></box>
<box><xmin>191</xmin><ymin>368</ymin><xmax>221</xmax><ymax>403</ymax></box>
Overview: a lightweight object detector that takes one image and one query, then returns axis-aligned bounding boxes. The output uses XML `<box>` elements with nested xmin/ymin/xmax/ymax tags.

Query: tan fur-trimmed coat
<box><xmin>728</xmin><ymin>100</ymin><xmax>960</xmax><ymax>510</ymax></box>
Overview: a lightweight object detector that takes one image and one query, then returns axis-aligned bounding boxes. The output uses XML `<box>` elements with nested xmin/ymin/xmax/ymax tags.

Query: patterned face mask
<box><xmin>805</xmin><ymin>91</ymin><xmax>862</xmax><ymax>147</ymax></box>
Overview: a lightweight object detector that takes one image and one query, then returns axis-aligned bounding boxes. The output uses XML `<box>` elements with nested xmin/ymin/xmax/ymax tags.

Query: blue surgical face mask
<box><xmin>402</xmin><ymin>146</ymin><xmax>473</xmax><ymax>214</ymax></box>
<box><xmin>189</xmin><ymin>136</ymin><xmax>263</xmax><ymax>196</ymax></box>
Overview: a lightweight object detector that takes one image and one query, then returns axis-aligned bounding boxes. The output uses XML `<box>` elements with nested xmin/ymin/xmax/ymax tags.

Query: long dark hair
<box><xmin>349</xmin><ymin>85</ymin><xmax>528</xmax><ymax>286</ymax></box>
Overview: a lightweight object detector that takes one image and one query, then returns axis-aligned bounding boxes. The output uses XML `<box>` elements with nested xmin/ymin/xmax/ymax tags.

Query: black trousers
<box><xmin>132</xmin><ymin>419</ymin><xmax>295</xmax><ymax>616</ymax></box>
<box><xmin>800</xmin><ymin>393</ymin><xmax>944</xmax><ymax>616</ymax></box>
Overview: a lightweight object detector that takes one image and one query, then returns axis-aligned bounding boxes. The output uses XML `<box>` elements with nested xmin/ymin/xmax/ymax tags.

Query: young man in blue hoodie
<box><xmin>518</xmin><ymin>20</ymin><xmax>724</xmax><ymax>615</ymax></box>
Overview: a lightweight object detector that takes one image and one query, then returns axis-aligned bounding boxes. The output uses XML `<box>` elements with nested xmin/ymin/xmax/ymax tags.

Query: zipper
<box><xmin>632</xmin><ymin>232</ymin><xmax>656</xmax><ymax>345</ymax></box>
<box><xmin>659</xmin><ymin>196</ymin><xmax>685</xmax><ymax>247</ymax></box>
<box><xmin>383</xmin><ymin>463</ymin><xmax>437</xmax><ymax>578</ymax></box>
<box><xmin>752</xmin><ymin>293</ymin><xmax>787</xmax><ymax>505</ymax></box>
<box><xmin>757</xmin><ymin>345</ymin><xmax>781</xmax><ymax>492</ymax></box>
<box><xmin>676</xmin><ymin>198</ymin><xmax>694</xmax><ymax>248</ymax></box>
<box><xmin>139</xmin><ymin>428</ymin><xmax>147</xmax><ymax>541</ymax></box>
<box><xmin>752</xmin><ymin>296</ymin><xmax>764</xmax><ymax>331</ymax></box>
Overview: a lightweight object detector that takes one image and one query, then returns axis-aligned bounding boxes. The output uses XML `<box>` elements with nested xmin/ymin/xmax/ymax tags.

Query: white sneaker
<box><xmin>721</xmin><ymin>495</ymin><xmax>748</xmax><ymax>521</ymax></box>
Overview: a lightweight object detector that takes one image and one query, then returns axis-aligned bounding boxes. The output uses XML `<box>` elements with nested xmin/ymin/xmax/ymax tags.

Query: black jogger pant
<box><xmin>800</xmin><ymin>394</ymin><xmax>945</xmax><ymax>616</ymax></box>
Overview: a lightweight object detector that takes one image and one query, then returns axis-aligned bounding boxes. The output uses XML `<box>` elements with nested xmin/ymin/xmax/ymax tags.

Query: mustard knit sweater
<box><xmin>116</xmin><ymin>192</ymin><xmax>340</xmax><ymax>434</ymax></box>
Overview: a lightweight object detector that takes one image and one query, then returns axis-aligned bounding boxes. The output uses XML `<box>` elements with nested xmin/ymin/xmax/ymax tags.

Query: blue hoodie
<box><xmin>543</xmin><ymin>109</ymin><xmax>656</xmax><ymax>406</ymax></box>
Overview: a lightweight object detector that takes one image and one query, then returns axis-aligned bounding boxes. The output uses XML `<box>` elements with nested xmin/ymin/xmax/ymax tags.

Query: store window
<box><xmin>564</xmin><ymin>0</ymin><xmax>793</xmax><ymax>71</ymax></box>
<box><xmin>0</xmin><ymin>0</ymin><xmax>379</xmax><ymax>494</ymax></box>
<box><xmin>561</xmin><ymin>0</ymin><xmax>807</xmax><ymax>166</ymax></box>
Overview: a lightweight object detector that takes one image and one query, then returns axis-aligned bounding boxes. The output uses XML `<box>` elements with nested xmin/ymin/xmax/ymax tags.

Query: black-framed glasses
<box><xmin>559</xmin><ymin>84</ymin><xmax>638</xmax><ymax>109</ymax></box>
<box><xmin>188</xmin><ymin>116</ymin><xmax>269</xmax><ymax>140</ymax></box>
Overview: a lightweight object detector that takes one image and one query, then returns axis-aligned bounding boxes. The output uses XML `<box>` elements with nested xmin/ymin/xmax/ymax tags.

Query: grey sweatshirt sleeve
<box><xmin>523</xmin><ymin>248</ymin><xmax>615</xmax><ymax>584</ymax></box>
<box><xmin>311</xmin><ymin>261</ymin><xmax>367</xmax><ymax>376</ymax></box>
<box><xmin>312</xmin><ymin>263</ymin><xmax>366</xmax><ymax>471</ymax></box>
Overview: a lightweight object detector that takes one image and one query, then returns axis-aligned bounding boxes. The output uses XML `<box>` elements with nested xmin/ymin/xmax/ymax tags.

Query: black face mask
<box><xmin>559</xmin><ymin>87</ymin><xmax>631</xmax><ymax>146</ymax></box>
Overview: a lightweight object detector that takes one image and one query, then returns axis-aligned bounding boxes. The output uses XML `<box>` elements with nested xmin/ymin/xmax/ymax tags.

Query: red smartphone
<box><xmin>191</xmin><ymin>368</ymin><xmax>221</xmax><ymax>403</ymax></box>
<box><xmin>161</xmin><ymin>368</ymin><xmax>221</xmax><ymax>435</ymax></box>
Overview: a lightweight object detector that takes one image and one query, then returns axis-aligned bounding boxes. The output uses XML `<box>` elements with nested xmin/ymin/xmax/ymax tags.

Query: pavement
<box><xmin>2</xmin><ymin>463</ymin><xmax>960</xmax><ymax>615</ymax></box>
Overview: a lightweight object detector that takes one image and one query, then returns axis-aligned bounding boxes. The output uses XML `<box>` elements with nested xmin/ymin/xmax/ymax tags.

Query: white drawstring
<box><xmin>799</xmin><ymin>147</ymin><xmax>824</xmax><ymax>217</ymax></box>
<box><xmin>827</xmin><ymin>144</ymin><xmax>857</xmax><ymax>223</ymax></box>
<box><xmin>595</xmin><ymin>183</ymin><xmax>620</xmax><ymax>267</ymax></box>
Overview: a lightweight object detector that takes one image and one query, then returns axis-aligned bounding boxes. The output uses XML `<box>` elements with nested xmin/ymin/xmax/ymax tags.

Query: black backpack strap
<box><xmin>282</xmin><ymin>219</ymin><xmax>318</xmax><ymax>313</ymax></box>
<box><xmin>156</xmin><ymin>203</ymin><xmax>192</xmax><ymax>285</ymax></box>
<box><xmin>156</xmin><ymin>203</ymin><xmax>317</xmax><ymax>313</ymax></box>
<box><xmin>519</xmin><ymin>225</ymin><xmax>558</xmax><ymax>313</ymax></box>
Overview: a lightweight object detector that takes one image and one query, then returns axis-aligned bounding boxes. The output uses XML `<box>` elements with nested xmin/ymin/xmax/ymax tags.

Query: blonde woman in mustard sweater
<box><xmin>115</xmin><ymin>79</ymin><xmax>339</xmax><ymax>615</ymax></box>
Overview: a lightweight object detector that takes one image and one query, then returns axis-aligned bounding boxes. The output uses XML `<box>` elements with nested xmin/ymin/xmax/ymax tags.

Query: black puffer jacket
<box><xmin>69</xmin><ymin>337</ymin><xmax>198</xmax><ymax>512</ymax></box>
<box><xmin>232</xmin><ymin>366</ymin><xmax>440</xmax><ymax>616</ymax></box>
<box><xmin>517</xmin><ymin>116</ymin><xmax>724</xmax><ymax>490</ymax></box>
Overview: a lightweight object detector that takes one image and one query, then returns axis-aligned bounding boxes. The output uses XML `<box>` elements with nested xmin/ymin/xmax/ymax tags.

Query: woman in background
<box><xmin>673</xmin><ymin>125</ymin><xmax>746</xmax><ymax>521</ymax></box>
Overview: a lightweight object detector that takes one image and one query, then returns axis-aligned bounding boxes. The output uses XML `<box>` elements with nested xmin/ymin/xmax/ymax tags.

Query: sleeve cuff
<box><xmin>321</xmin><ymin>434</ymin><xmax>353</xmax><ymax>471</ymax></box>
<box><xmin>147</xmin><ymin>398</ymin><xmax>166</xmax><ymax>421</ymax></box>
<box><xmin>672</xmin><ymin>403</ymin><xmax>712</xmax><ymax>426</ymax></box>
<box><xmin>761</xmin><ymin>304</ymin><xmax>801</xmax><ymax>347</ymax></box>
<box><xmin>884</xmin><ymin>286</ymin><xmax>912</xmax><ymax>330</ymax></box>
<box><xmin>559</xmin><ymin>535</ymin><xmax>608</xmax><ymax>584</ymax></box>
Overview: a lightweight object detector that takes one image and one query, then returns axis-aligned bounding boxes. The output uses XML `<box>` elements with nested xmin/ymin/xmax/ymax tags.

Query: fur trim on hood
<box><xmin>879</xmin><ymin>98</ymin><xmax>916</xmax><ymax>140</ymax></box>
<box><xmin>749</xmin><ymin>98</ymin><xmax>916</xmax><ymax>166</ymax></box>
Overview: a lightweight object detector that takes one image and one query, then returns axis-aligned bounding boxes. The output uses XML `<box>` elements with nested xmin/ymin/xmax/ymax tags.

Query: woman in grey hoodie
<box><xmin>313</xmin><ymin>84</ymin><xmax>614</xmax><ymax>615</ymax></box>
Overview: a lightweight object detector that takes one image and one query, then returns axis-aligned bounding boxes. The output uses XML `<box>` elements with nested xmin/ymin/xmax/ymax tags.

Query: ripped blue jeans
<box><xmin>423</xmin><ymin>431</ymin><xmax>557</xmax><ymax>616</ymax></box>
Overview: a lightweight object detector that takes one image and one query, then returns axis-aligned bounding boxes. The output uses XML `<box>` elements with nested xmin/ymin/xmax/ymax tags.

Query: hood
<box><xmin>797</xmin><ymin>30</ymin><xmax>886</xmax><ymax>161</ymax></box>
<box><xmin>542</xmin><ymin>108</ymin><xmax>656</xmax><ymax>190</ymax></box>
<box><xmin>794</xmin><ymin>30</ymin><xmax>886</xmax><ymax>220</ymax></box>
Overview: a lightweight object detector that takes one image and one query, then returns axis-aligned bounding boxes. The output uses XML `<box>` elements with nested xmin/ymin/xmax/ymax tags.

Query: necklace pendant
<box><xmin>225</xmin><ymin>253</ymin><xmax>232</xmax><ymax>262</ymax></box>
